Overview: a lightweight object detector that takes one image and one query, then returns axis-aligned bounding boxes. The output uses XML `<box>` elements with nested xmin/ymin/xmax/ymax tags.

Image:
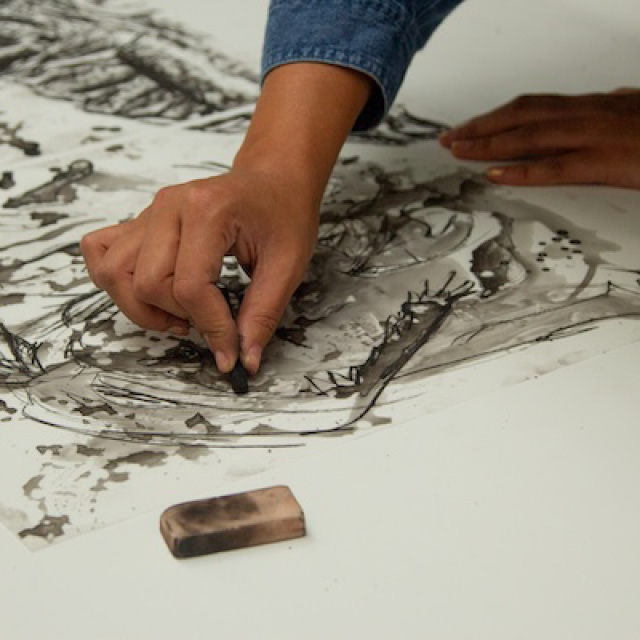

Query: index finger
<box><xmin>172</xmin><ymin>207</ymin><xmax>238</xmax><ymax>373</ymax></box>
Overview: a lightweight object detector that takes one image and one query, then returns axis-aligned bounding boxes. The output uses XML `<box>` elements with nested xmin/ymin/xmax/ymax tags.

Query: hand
<box><xmin>81</xmin><ymin>62</ymin><xmax>372</xmax><ymax>374</ymax></box>
<box><xmin>440</xmin><ymin>89</ymin><xmax>640</xmax><ymax>189</ymax></box>
<box><xmin>81</xmin><ymin>168</ymin><xmax>319</xmax><ymax>374</ymax></box>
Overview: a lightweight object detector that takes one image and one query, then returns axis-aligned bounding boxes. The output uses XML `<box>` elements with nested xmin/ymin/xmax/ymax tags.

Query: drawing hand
<box><xmin>81</xmin><ymin>169</ymin><xmax>319</xmax><ymax>375</ymax></box>
<box><xmin>440</xmin><ymin>89</ymin><xmax>640</xmax><ymax>189</ymax></box>
<box><xmin>82</xmin><ymin>62</ymin><xmax>371</xmax><ymax>374</ymax></box>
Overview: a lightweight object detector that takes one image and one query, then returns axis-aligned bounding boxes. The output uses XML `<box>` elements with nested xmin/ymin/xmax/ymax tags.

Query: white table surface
<box><xmin>2</xmin><ymin>1</ymin><xmax>640</xmax><ymax>638</ymax></box>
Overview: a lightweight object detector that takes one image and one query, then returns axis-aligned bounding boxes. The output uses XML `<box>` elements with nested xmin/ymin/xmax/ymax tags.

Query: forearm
<box><xmin>233</xmin><ymin>62</ymin><xmax>372</xmax><ymax>207</ymax></box>
<box><xmin>261</xmin><ymin>0</ymin><xmax>465</xmax><ymax>131</ymax></box>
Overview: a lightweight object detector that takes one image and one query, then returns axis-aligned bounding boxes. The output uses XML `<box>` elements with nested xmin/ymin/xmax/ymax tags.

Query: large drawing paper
<box><xmin>1</xmin><ymin>0</ymin><xmax>639</xmax><ymax>549</ymax></box>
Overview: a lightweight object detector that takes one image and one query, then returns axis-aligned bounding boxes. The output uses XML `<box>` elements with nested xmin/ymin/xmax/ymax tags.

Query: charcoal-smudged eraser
<box><xmin>160</xmin><ymin>485</ymin><xmax>306</xmax><ymax>559</ymax></box>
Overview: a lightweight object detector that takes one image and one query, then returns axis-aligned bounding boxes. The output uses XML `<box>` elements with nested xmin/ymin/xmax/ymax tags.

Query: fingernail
<box><xmin>204</xmin><ymin>335</ymin><xmax>235</xmax><ymax>372</ymax></box>
<box><xmin>214</xmin><ymin>350</ymin><xmax>234</xmax><ymax>373</ymax></box>
<box><xmin>487</xmin><ymin>167</ymin><xmax>505</xmax><ymax>179</ymax></box>
<box><xmin>241</xmin><ymin>344</ymin><xmax>262</xmax><ymax>375</ymax></box>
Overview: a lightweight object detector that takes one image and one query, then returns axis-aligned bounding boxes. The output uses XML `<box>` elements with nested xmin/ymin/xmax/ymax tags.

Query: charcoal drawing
<box><xmin>3</xmin><ymin>158</ymin><xmax>639</xmax><ymax>444</ymax></box>
<box><xmin>1</xmin><ymin>0</ymin><xmax>639</xmax><ymax>548</ymax></box>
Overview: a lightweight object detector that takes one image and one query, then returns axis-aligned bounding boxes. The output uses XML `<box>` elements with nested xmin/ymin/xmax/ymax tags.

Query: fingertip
<box><xmin>214</xmin><ymin>349</ymin><xmax>235</xmax><ymax>374</ymax></box>
<box><xmin>204</xmin><ymin>333</ymin><xmax>238</xmax><ymax>374</ymax></box>
<box><xmin>240</xmin><ymin>343</ymin><xmax>263</xmax><ymax>376</ymax></box>
<box><xmin>438</xmin><ymin>130</ymin><xmax>453</xmax><ymax>147</ymax></box>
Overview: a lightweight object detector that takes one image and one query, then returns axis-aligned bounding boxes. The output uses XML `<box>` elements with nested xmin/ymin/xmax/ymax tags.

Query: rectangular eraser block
<box><xmin>160</xmin><ymin>485</ymin><xmax>306</xmax><ymax>558</ymax></box>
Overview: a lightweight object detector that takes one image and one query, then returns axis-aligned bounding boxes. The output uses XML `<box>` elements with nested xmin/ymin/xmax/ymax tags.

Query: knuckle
<box><xmin>186</xmin><ymin>181</ymin><xmax>229</xmax><ymax>213</ymax></box>
<box><xmin>152</xmin><ymin>186</ymin><xmax>172</xmax><ymax>206</ymax></box>
<box><xmin>508</xmin><ymin>94</ymin><xmax>553</xmax><ymax>115</ymax></box>
<box><xmin>508</xmin><ymin>95</ymin><xmax>533</xmax><ymax>113</ymax></box>
<box><xmin>132</xmin><ymin>275</ymin><xmax>162</xmax><ymax>303</ymax></box>
<box><xmin>182</xmin><ymin>183</ymin><xmax>238</xmax><ymax>227</ymax></box>
<box><xmin>184</xmin><ymin>183</ymin><xmax>212</xmax><ymax>210</ymax></box>
<box><xmin>79</xmin><ymin>232</ymin><xmax>98</xmax><ymax>257</ymax></box>
<box><xmin>172</xmin><ymin>277</ymin><xmax>202</xmax><ymax>308</ymax></box>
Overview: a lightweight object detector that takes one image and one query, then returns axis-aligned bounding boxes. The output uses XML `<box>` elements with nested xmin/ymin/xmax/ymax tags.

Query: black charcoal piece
<box><xmin>229</xmin><ymin>360</ymin><xmax>249</xmax><ymax>394</ymax></box>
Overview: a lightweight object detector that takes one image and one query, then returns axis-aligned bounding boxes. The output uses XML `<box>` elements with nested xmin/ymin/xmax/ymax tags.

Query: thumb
<box><xmin>236</xmin><ymin>259</ymin><xmax>303</xmax><ymax>375</ymax></box>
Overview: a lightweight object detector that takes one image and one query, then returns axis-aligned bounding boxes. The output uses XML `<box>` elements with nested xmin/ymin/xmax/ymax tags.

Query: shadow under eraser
<box><xmin>159</xmin><ymin>485</ymin><xmax>306</xmax><ymax>558</ymax></box>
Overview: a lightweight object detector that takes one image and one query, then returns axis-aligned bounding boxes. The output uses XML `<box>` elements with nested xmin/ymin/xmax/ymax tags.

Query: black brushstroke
<box><xmin>3</xmin><ymin>159</ymin><xmax>93</xmax><ymax>208</ymax></box>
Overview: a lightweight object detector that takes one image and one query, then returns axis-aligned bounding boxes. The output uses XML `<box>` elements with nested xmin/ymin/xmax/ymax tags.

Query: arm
<box><xmin>82</xmin><ymin>0</ymin><xmax>463</xmax><ymax>374</ymax></box>
<box><xmin>81</xmin><ymin>63</ymin><xmax>371</xmax><ymax>374</ymax></box>
<box><xmin>263</xmin><ymin>0</ymin><xmax>465</xmax><ymax>131</ymax></box>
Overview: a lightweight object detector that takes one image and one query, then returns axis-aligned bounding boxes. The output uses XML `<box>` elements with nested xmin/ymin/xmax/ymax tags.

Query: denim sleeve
<box><xmin>261</xmin><ymin>0</ymin><xmax>464</xmax><ymax>131</ymax></box>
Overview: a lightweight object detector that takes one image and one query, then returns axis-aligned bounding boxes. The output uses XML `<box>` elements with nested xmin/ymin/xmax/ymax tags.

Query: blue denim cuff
<box><xmin>262</xmin><ymin>0</ymin><xmax>422</xmax><ymax>131</ymax></box>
